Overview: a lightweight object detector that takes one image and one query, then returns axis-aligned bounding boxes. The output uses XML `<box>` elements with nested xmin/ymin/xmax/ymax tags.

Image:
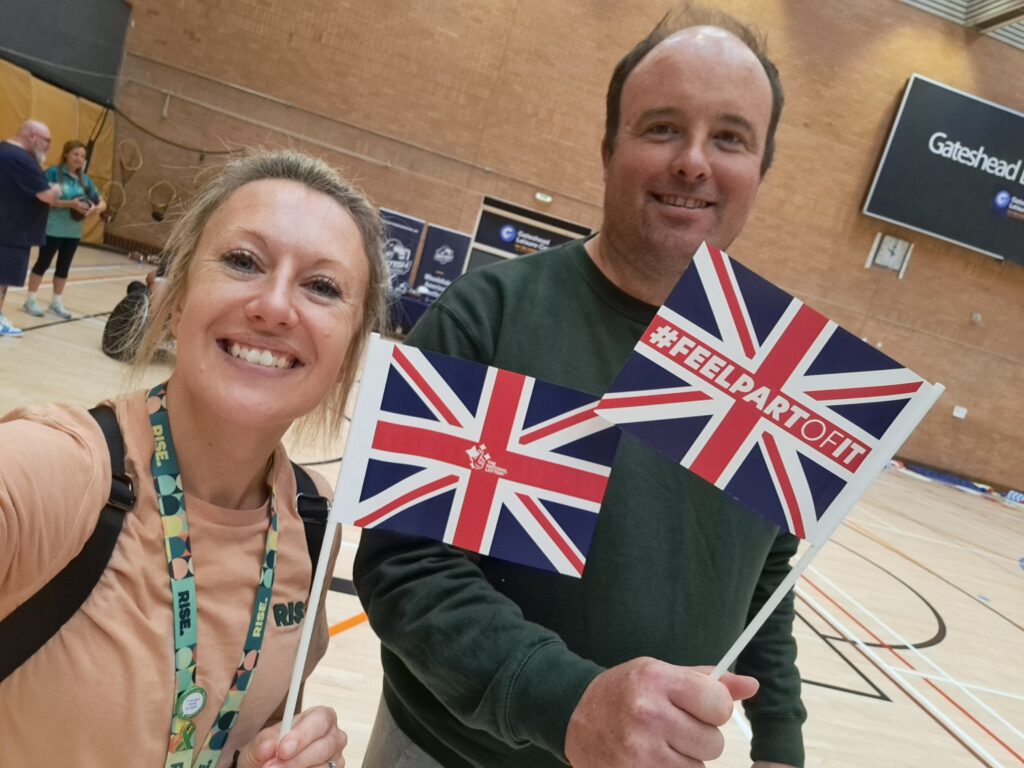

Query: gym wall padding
<box><xmin>0</xmin><ymin>59</ymin><xmax>33</xmax><ymax>138</ymax></box>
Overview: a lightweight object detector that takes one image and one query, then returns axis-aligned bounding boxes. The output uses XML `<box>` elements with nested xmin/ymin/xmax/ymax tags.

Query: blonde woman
<box><xmin>0</xmin><ymin>150</ymin><xmax>387</xmax><ymax>767</ymax></box>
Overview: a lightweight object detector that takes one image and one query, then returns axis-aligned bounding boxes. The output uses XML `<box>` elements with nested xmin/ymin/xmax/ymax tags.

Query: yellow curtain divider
<box><xmin>0</xmin><ymin>59</ymin><xmax>115</xmax><ymax>245</ymax></box>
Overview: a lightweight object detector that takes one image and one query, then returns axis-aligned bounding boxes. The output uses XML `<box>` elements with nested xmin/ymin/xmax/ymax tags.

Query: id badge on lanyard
<box><xmin>148</xmin><ymin>383</ymin><xmax>279</xmax><ymax>768</ymax></box>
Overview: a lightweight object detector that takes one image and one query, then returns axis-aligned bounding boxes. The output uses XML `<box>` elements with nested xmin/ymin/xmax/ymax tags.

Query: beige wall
<box><xmin>108</xmin><ymin>0</ymin><xmax>1024</xmax><ymax>489</ymax></box>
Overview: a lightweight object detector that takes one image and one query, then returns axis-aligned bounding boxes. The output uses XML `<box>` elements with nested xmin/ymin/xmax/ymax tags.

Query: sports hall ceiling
<box><xmin>900</xmin><ymin>0</ymin><xmax>1024</xmax><ymax>50</ymax></box>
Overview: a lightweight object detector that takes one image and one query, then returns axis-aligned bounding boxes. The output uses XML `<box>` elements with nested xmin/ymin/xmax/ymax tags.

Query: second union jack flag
<box><xmin>335</xmin><ymin>336</ymin><xmax>621</xmax><ymax>576</ymax></box>
<box><xmin>596</xmin><ymin>243</ymin><xmax>940</xmax><ymax>546</ymax></box>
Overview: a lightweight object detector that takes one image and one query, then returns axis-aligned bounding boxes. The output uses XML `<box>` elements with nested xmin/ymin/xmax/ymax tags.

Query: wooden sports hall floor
<box><xmin>1</xmin><ymin>245</ymin><xmax>1021</xmax><ymax>767</ymax></box>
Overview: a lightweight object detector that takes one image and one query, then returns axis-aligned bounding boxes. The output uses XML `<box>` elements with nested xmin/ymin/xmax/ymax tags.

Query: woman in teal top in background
<box><xmin>23</xmin><ymin>140</ymin><xmax>106</xmax><ymax>320</ymax></box>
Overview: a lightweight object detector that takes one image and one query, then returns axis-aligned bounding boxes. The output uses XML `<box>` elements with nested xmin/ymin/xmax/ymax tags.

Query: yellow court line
<box><xmin>329</xmin><ymin>612</ymin><xmax>368</xmax><ymax>636</ymax></box>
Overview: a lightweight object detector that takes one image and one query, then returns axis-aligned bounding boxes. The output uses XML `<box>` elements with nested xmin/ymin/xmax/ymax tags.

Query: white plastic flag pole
<box><xmin>278</xmin><ymin>335</ymin><xmax>393</xmax><ymax>737</ymax></box>
<box><xmin>279</xmin><ymin>516</ymin><xmax>341</xmax><ymax>736</ymax></box>
<box><xmin>710</xmin><ymin>381</ymin><xmax>944</xmax><ymax>680</ymax></box>
<box><xmin>710</xmin><ymin>542</ymin><xmax>820</xmax><ymax>680</ymax></box>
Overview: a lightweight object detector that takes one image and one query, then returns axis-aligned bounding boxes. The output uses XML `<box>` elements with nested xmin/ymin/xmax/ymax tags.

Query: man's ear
<box><xmin>601</xmin><ymin>138</ymin><xmax>613</xmax><ymax>182</ymax></box>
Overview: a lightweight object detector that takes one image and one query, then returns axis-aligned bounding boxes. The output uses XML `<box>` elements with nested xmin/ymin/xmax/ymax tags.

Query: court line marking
<box><xmin>329</xmin><ymin>612</ymin><xmax>368</xmax><ymax>637</ymax></box>
<box><xmin>794</xmin><ymin>608</ymin><xmax>892</xmax><ymax>700</ymax></box>
<box><xmin>850</xmin><ymin>508</ymin><xmax>900</xmax><ymax>532</ymax></box>
<box><xmin>826</xmin><ymin>538</ymin><xmax>947</xmax><ymax>650</ymax></box>
<box><xmin>807</xmin><ymin>566</ymin><xmax>1024</xmax><ymax>746</ymax></box>
<box><xmin>881</xmin><ymin>495</ymin><xmax>1022</xmax><ymax>556</ymax></box>
<box><xmin>847</xmin><ymin>511</ymin><xmax>1019</xmax><ymax>565</ymax></box>
<box><xmin>62</xmin><ymin>263</ymin><xmax>141</xmax><ymax>273</ymax></box>
<box><xmin>796</xmin><ymin>585</ymin><xmax>1001</xmax><ymax>767</ymax></box>
<box><xmin>895</xmin><ymin>669</ymin><xmax>1024</xmax><ymax>703</ymax></box>
<box><xmin>18</xmin><ymin>314</ymin><xmax>109</xmax><ymax>334</ymax></box>
<box><xmin>6</xmin><ymin>275</ymin><xmax>143</xmax><ymax>292</ymax></box>
<box><xmin>887</xmin><ymin>666</ymin><xmax>1024</xmax><ymax>745</ymax></box>
<box><xmin>847</xmin><ymin>523</ymin><xmax>1024</xmax><ymax>634</ymax></box>
<box><xmin>63</xmin><ymin>274</ymin><xmax>146</xmax><ymax>287</ymax></box>
<box><xmin>805</xmin><ymin>568</ymin><xmax>1024</xmax><ymax>763</ymax></box>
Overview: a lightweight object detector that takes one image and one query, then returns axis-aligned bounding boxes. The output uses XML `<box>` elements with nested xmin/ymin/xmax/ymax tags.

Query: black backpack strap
<box><xmin>0</xmin><ymin>405</ymin><xmax>135</xmax><ymax>682</ymax></box>
<box><xmin>291</xmin><ymin>462</ymin><xmax>330</xmax><ymax>572</ymax></box>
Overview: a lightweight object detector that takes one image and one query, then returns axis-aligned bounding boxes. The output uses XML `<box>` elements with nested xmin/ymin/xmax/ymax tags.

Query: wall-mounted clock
<box><xmin>866</xmin><ymin>233</ymin><xmax>913</xmax><ymax>278</ymax></box>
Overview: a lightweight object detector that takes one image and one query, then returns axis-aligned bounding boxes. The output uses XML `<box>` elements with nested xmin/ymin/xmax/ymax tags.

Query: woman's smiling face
<box><xmin>169</xmin><ymin>178</ymin><xmax>370</xmax><ymax>432</ymax></box>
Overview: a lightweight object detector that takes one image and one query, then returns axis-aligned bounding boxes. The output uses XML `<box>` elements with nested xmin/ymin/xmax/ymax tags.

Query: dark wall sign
<box><xmin>411</xmin><ymin>225</ymin><xmax>471</xmax><ymax>302</ymax></box>
<box><xmin>380</xmin><ymin>208</ymin><xmax>426</xmax><ymax>298</ymax></box>
<box><xmin>472</xmin><ymin>196</ymin><xmax>592</xmax><ymax>262</ymax></box>
<box><xmin>864</xmin><ymin>75</ymin><xmax>1024</xmax><ymax>265</ymax></box>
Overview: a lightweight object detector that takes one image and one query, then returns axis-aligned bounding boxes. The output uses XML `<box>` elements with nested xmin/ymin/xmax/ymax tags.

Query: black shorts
<box><xmin>0</xmin><ymin>243</ymin><xmax>31</xmax><ymax>287</ymax></box>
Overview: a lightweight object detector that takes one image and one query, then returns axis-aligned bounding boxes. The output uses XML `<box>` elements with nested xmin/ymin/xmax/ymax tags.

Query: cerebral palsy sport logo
<box><xmin>465</xmin><ymin>443</ymin><xmax>508</xmax><ymax>476</ymax></box>
<box><xmin>384</xmin><ymin>238</ymin><xmax>413</xmax><ymax>277</ymax></box>
<box><xmin>434</xmin><ymin>245</ymin><xmax>455</xmax><ymax>265</ymax></box>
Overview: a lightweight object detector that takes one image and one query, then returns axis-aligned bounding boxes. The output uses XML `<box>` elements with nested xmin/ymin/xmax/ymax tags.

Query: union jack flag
<box><xmin>596</xmin><ymin>243</ymin><xmax>942</xmax><ymax>546</ymax></box>
<box><xmin>334</xmin><ymin>336</ymin><xmax>621</xmax><ymax>576</ymax></box>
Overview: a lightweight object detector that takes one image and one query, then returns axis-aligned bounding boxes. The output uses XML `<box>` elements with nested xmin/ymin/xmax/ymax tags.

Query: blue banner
<box><xmin>473</xmin><ymin>197</ymin><xmax>592</xmax><ymax>258</ymax></box>
<box><xmin>410</xmin><ymin>225</ymin><xmax>471</xmax><ymax>303</ymax></box>
<box><xmin>380</xmin><ymin>209</ymin><xmax>426</xmax><ymax>299</ymax></box>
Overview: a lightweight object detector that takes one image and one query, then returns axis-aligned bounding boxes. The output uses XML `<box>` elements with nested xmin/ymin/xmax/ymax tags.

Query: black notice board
<box><xmin>864</xmin><ymin>75</ymin><xmax>1024</xmax><ymax>266</ymax></box>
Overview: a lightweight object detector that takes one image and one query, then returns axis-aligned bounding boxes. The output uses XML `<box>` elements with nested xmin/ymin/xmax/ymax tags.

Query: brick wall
<box><xmin>109</xmin><ymin>0</ymin><xmax>1024</xmax><ymax>488</ymax></box>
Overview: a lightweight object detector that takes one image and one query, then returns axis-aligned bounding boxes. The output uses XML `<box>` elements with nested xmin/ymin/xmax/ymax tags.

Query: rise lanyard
<box><xmin>148</xmin><ymin>383</ymin><xmax>279</xmax><ymax>768</ymax></box>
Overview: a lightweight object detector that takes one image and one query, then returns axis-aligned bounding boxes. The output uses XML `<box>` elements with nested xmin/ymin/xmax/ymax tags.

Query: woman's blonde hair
<box><xmin>131</xmin><ymin>149</ymin><xmax>389</xmax><ymax>442</ymax></box>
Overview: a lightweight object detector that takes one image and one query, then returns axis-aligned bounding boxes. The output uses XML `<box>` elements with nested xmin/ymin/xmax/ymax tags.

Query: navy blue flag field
<box><xmin>334</xmin><ymin>336</ymin><xmax>622</xmax><ymax>576</ymax></box>
<box><xmin>596</xmin><ymin>243</ymin><xmax>943</xmax><ymax>547</ymax></box>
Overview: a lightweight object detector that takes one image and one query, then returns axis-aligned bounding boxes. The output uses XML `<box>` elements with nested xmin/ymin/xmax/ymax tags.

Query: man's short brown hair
<box><xmin>603</xmin><ymin>2</ymin><xmax>784</xmax><ymax>175</ymax></box>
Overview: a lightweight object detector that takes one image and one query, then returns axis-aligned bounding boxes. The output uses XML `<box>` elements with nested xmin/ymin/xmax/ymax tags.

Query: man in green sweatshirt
<box><xmin>355</xmin><ymin>5</ymin><xmax>804</xmax><ymax>767</ymax></box>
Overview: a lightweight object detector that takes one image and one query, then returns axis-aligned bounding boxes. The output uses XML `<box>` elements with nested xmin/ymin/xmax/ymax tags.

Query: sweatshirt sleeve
<box><xmin>353</xmin><ymin>296</ymin><xmax>603</xmax><ymax>758</ymax></box>
<box><xmin>736</xmin><ymin>531</ymin><xmax>807</xmax><ymax>767</ymax></box>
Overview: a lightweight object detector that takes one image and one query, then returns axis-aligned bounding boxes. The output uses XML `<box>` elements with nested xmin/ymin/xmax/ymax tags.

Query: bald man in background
<box><xmin>0</xmin><ymin>120</ymin><xmax>65</xmax><ymax>337</ymax></box>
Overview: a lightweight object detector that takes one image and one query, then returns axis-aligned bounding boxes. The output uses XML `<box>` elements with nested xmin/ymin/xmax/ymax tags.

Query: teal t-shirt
<box><xmin>44</xmin><ymin>165</ymin><xmax>99</xmax><ymax>239</ymax></box>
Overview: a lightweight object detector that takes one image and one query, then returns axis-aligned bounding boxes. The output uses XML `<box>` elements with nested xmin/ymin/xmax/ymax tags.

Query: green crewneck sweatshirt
<box><xmin>354</xmin><ymin>239</ymin><xmax>806</xmax><ymax>767</ymax></box>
